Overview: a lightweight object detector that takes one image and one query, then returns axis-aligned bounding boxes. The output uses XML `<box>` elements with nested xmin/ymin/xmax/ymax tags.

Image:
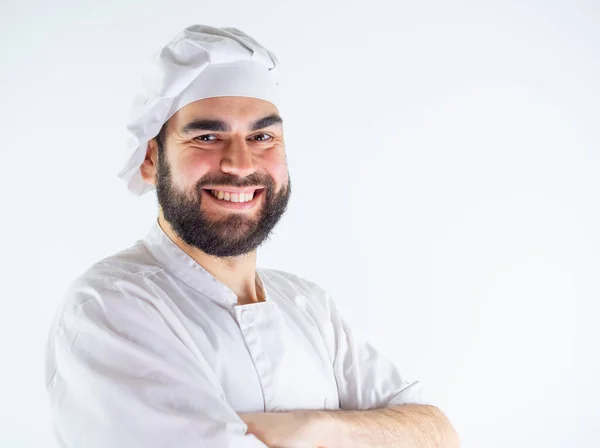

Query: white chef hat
<box><xmin>117</xmin><ymin>24</ymin><xmax>281</xmax><ymax>196</ymax></box>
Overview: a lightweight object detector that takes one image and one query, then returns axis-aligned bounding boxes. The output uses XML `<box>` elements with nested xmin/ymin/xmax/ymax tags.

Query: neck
<box><xmin>157</xmin><ymin>215</ymin><xmax>264</xmax><ymax>305</ymax></box>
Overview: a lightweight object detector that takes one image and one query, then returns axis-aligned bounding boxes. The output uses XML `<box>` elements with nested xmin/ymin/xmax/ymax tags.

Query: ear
<box><xmin>140</xmin><ymin>139</ymin><xmax>159</xmax><ymax>186</ymax></box>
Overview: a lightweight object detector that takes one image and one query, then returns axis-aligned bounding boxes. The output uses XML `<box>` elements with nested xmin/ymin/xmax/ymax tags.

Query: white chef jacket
<box><xmin>45</xmin><ymin>218</ymin><xmax>422</xmax><ymax>448</ymax></box>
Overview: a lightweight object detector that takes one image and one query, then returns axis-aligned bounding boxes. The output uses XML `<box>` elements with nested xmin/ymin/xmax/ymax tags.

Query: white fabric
<box><xmin>45</xmin><ymin>219</ymin><xmax>422</xmax><ymax>448</ymax></box>
<box><xmin>117</xmin><ymin>24</ymin><xmax>281</xmax><ymax>197</ymax></box>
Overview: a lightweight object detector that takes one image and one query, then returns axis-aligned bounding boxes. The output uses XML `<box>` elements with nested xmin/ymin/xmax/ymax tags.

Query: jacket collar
<box><xmin>142</xmin><ymin>218</ymin><xmax>240</xmax><ymax>308</ymax></box>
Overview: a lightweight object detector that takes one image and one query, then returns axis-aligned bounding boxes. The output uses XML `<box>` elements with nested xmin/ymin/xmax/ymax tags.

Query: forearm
<box><xmin>241</xmin><ymin>404</ymin><xmax>460</xmax><ymax>448</ymax></box>
<box><xmin>310</xmin><ymin>404</ymin><xmax>459</xmax><ymax>448</ymax></box>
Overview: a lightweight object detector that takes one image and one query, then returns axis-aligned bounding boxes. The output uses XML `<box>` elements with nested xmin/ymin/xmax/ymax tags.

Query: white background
<box><xmin>1</xmin><ymin>0</ymin><xmax>598</xmax><ymax>447</ymax></box>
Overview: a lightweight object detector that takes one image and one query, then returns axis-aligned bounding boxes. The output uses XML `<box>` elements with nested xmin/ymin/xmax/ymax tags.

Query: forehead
<box><xmin>169</xmin><ymin>96</ymin><xmax>280</xmax><ymax>129</ymax></box>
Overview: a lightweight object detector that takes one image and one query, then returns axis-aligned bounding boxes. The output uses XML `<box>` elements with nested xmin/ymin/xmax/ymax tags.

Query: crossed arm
<box><xmin>240</xmin><ymin>403</ymin><xmax>460</xmax><ymax>448</ymax></box>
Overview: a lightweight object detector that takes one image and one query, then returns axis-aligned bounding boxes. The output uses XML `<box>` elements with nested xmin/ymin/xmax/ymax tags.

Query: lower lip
<box><xmin>201</xmin><ymin>189</ymin><xmax>264</xmax><ymax>210</ymax></box>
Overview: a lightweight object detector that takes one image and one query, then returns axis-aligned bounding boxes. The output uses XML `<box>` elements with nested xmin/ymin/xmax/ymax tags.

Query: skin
<box><xmin>140</xmin><ymin>96</ymin><xmax>288</xmax><ymax>305</ymax></box>
<box><xmin>239</xmin><ymin>404</ymin><xmax>461</xmax><ymax>448</ymax></box>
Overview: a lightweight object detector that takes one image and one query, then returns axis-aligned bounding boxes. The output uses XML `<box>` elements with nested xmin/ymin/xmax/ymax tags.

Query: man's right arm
<box><xmin>45</xmin><ymin>279</ymin><xmax>266</xmax><ymax>448</ymax></box>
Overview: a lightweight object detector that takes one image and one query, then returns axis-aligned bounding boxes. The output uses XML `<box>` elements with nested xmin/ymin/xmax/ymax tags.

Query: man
<box><xmin>45</xmin><ymin>25</ymin><xmax>459</xmax><ymax>447</ymax></box>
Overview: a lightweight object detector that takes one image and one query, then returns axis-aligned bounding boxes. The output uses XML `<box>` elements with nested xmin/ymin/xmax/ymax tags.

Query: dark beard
<box><xmin>155</xmin><ymin>152</ymin><xmax>291</xmax><ymax>258</ymax></box>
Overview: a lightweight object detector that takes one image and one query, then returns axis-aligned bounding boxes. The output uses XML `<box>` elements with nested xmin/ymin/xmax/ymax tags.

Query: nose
<box><xmin>220</xmin><ymin>137</ymin><xmax>258</xmax><ymax>178</ymax></box>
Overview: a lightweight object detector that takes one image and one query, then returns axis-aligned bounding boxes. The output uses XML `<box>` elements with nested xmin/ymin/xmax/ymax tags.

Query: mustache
<box><xmin>195</xmin><ymin>172</ymin><xmax>275</xmax><ymax>190</ymax></box>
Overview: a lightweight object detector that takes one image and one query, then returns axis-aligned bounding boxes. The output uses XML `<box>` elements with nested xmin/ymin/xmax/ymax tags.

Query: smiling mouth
<box><xmin>203</xmin><ymin>188</ymin><xmax>265</xmax><ymax>204</ymax></box>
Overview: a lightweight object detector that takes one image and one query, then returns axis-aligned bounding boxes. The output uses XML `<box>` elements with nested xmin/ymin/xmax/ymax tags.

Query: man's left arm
<box><xmin>240</xmin><ymin>403</ymin><xmax>460</xmax><ymax>448</ymax></box>
<box><xmin>240</xmin><ymin>281</ymin><xmax>459</xmax><ymax>447</ymax></box>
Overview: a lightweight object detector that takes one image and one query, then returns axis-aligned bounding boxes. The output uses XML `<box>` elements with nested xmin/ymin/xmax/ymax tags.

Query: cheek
<box><xmin>261</xmin><ymin>150</ymin><xmax>289</xmax><ymax>187</ymax></box>
<box><xmin>173</xmin><ymin>152</ymin><xmax>218</xmax><ymax>187</ymax></box>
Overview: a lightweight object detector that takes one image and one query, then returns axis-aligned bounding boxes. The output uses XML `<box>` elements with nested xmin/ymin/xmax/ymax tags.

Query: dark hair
<box><xmin>155</xmin><ymin>121</ymin><xmax>168</xmax><ymax>156</ymax></box>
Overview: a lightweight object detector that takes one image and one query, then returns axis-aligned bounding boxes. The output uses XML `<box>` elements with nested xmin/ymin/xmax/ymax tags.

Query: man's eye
<box><xmin>194</xmin><ymin>134</ymin><xmax>218</xmax><ymax>142</ymax></box>
<box><xmin>252</xmin><ymin>133</ymin><xmax>272</xmax><ymax>142</ymax></box>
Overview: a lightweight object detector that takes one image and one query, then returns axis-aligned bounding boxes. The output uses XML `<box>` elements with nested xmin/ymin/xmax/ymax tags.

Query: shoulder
<box><xmin>50</xmin><ymin>240</ymin><xmax>167</xmax><ymax>334</ymax></box>
<box><xmin>45</xmin><ymin>242</ymin><xmax>171</xmax><ymax>386</ymax></box>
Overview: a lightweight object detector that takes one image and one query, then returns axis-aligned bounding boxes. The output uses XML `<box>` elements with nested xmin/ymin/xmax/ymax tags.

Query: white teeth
<box><xmin>210</xmin><ymin>190</ymin><xmax>256</xmax><ymax>203</ymax></box>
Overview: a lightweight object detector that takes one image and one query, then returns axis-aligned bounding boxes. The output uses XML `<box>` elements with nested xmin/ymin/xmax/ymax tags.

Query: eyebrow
<box><xmin>180</xmin><ymin>113</ymin><xmax>283</xmax><ymax>135</ymax></box>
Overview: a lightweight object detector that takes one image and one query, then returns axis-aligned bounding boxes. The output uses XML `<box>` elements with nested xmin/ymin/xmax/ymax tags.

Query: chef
<box><xmin>45</xmin><ymin>24</ymin><xmax>459</xmax><ymax>448</ymax></box>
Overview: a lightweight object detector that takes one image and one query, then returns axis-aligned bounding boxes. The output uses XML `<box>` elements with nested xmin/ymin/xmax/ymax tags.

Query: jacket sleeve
<box><xmin>45</xmin><ymin>276</ymin><xmax>267</xmax><ymax>448</ymax></box>
<box><xmin>324</xmin><ymin>293</ymin><xmax>423</xmax><ymax>410</ymax></box>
